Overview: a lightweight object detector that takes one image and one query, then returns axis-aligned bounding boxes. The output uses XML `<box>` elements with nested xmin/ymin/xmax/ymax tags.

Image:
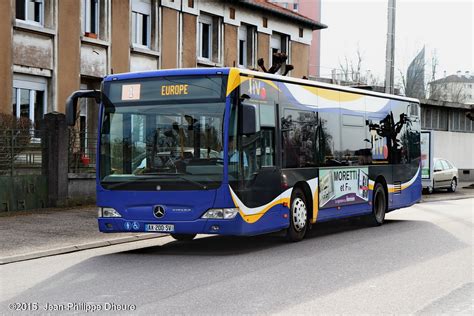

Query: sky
<box><xmin>318</xmin><ymin>0</ymin><xmax>473</xmax><ymax>86</ymax></box>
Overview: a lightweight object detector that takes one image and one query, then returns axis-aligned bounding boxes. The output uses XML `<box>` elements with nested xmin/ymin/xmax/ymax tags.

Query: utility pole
<box><xmin>384</xmin><ymin>0</ymin><xmax>396</xmax><ymax>94</ymax></box>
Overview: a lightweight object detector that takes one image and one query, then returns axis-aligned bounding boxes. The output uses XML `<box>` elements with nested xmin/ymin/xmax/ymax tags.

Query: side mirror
<box><xmin>238</xmin><ymin>103</ymin><xmax>257</xmax><ymax>135</ymax></box>
<box><xmin>66</xmin><ymin>90</ymin><xmax>101</xmax><ymax>126</ymax></box>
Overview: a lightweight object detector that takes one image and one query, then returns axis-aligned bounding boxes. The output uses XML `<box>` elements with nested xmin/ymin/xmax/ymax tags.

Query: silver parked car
<box><xmin>427</xmin><ymin>158</ymin><xmax>459</xmax><ymax>193</ymax></box>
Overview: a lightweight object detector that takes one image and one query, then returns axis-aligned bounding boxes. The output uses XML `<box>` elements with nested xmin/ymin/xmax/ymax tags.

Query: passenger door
<box><xmin>233</xmin><ymin>100</ymin><xmax>281</xmax><ymax>208</ymax></box>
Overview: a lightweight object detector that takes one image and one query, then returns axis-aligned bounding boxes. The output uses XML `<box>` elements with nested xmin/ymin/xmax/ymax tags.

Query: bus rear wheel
<box><xmin>170</xmin><ymin>233</ymin><xmax>196</xmax><ymax>241</ymax></box>
<box><xmin>286</xmin><ymin>188</ymin><xmax>308</xmax><ymax>242</ymax></box>
<box><xmin>366</xmin><ymin>182</ymin><xmax>387</xmax><ymax>226</ymax></box>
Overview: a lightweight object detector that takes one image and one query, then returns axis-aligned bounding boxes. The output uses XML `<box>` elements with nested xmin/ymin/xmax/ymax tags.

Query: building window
<box><xmin>131</xmin><ymin>0</ymin><xmax>151</xmax><ymax>48</ymax></box>
<box><xmin>238</xmin><ymin>32</ymin><xmax>246</xmax><ymax>67</ymax></box>
<box><xmin>82</xmin><ymin>0</ymin><xmax>100</xmax><ymax>37</ymax></box>
<box><xmin>12</xmin><ymin>78</ymin><xmax>47</xmax><ymax>132</ymax></box>
<box><xmin>271</xmin><ymin>32</ymin><xmax>289</xmax><ymax>67</ymax></box>
<box><xmin>238</xmin><ymin>24</ymin><xmax>257</xmax><ymax>68</ymax></box>
<box><xmin>16</xmin><ymin>0</ymin><xmax>44</xmax><ymax>25</ymax></box>
<box><xmin>421</xmin><ymin>106</ymin><xmax>448</xmax><ymax>131</ymax></box>
<box><xmin>198</xmin><ymin>14</ymin><xmax>221</xmax><ymax>63</ymax></box>
<box><xmin>293</xmin><ymin>3</ymin><xmax>299</xmax><ymax>11</ymax></box>
<box><xmin>188</xmin><ymin>0</ymin><xmax>194</xmax><ymax>8</ymax></box>
<box><xmin>450</xmin><ymin>110</ymin><xmax>473</xmax><ymax>133</ymax></box>
<box><xmin>199</xmin><ymin>15</ymin><xmax>212</xmax><ymax>59</ymax></box>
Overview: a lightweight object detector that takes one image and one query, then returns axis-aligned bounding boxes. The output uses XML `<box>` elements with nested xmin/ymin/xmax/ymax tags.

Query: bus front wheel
<box><xmin>286</xmin><ymin>188</ymin><xmax>308</xmax><ymax>242</ymax></box>
<box><xmin>367</xmin><ymin>182</ymin><xmax>387</xmax><ymax>226</ymax></box>
<box><xmin>170</xmin><ymin>233</ymin><xmax>196</xmax><ymax>241</ymax></box>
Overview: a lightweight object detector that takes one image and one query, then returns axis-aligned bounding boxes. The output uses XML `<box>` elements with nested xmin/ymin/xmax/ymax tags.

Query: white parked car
<box><xmin>426</xmin><ymin>158</ymin><xmax>459</xmax><ymax>194</ymax></box>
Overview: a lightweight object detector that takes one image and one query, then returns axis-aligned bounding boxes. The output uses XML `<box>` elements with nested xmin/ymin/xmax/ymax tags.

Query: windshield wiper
<box><xmin>141</xmin><ymin>173</ymin><xmax>209</xmax><ymax>190</ymax></box>
<box><xmin>174</xmin><ymin>175</ymin><xmax>208</xmax><ymax>190</ymax></box>
<box><xmin>102</xmin><ymin>174</ymin><xmax>208</xmax><ymax>190</ymax></box>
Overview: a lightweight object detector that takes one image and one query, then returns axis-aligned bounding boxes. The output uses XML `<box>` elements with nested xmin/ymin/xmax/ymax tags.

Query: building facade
<box><xmin>429</xmin><ymin>71</ymin><xmax>474</xmax><ymax>104</ymax></box>
<box><xmin>268</xmin><ymin>0</ymin><xmax>322</xmax><ymax>77</ymax></box>
<box><xmin>0</xmin><ymin>0</ymin><xmax>326</xmax><ymax>135</ymax></box>
<box><xmin>423</xmin><ymin>71</ymin><xmax>474</xmax><ymax>181</ymax></box>
<box><xmin>420</xmin><ymin>98</ymin><xmax>474</xmax><ymax>181</ymax></box>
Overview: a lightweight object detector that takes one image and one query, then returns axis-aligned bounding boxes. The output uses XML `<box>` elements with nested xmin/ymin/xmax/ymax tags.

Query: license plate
<box><xmin>146</xmin><ymin>224</ymin><xmax>174</xmax><ymax>232</ymax></box>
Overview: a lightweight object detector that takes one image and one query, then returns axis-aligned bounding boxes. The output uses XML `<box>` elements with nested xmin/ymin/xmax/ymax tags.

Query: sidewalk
<box><xmin>1</xmin><ymin>182</ymin><xmax>473</xmax><ymax>265</ymax></box>
<box><xmin>421</xmin><ymin>181</ymin><xmax>474</xmax><ymax>203</ymax></box>
<box><xmin>0</xmin><ymin>207</ymin><xmax>163</xmax><ymax>264</ymax></box>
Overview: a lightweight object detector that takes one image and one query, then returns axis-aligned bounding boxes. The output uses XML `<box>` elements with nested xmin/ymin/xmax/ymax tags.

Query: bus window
<box><xmin>341</xmin><ymin>114</ymin><xmax>370</xmax><ymax>165</ymax></box>
<box><xmin>228</xmin><ymin>100</ymin><xmax>275</xmax><ymax>183</ymax></box>
<box><xmin>409</xmin><ymin>103</ymin><xmax>420</xmax><ymax>118</ymax></box>
<box><xmin>259</xmin><ymin>103</ymin><xmax>275</xmax><ymax>167</ymax></box>
<box><xmin>239</xmin><ymin>101</ymin><xmax>275</xmax><ymax>174</ymax></box>
<box><xmin>281</xmin><ymin>108</ymin><xmax>318</xmax><ymax>168</ymax></box>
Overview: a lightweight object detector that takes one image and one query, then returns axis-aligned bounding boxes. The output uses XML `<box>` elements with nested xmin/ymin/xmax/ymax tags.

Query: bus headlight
<box><xmin>202</xmin><ymin>208</ymin><xmax>239</xmax><ymax>219</ymax></box>
<box><xmin>98</xmin><ymin>207</ymin><xmax>122</xmax><ymax>218</ymax></box>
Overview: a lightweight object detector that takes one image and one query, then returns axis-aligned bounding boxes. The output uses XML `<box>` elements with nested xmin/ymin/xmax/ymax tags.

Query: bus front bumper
<box><xmin>98</xmin><ymin>208</ymin><xmax>289</xmax><ymax>236</ymax></box>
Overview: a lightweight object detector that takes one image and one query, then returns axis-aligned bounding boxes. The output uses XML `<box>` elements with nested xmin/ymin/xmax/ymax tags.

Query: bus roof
<box><xmin>104</xmin><ymin>67</ymin><xmax>419</xmax><ymax>104</ymax></box>
<box><xmin>104</xmin><ymin>68</ymin><xmax>232</xmax><ymax>81</ymax></box>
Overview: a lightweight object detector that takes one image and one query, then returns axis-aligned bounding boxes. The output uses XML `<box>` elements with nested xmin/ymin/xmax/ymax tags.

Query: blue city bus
<box><xmin>66</xmin><ymin>68</ymin><xmax>421</xmax><ymax>242</ymax></box>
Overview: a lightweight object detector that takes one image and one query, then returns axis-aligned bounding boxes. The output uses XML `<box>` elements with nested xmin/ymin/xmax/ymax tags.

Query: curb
<box><xmin>0</xmin><ymin>234</ymin><xmax>167</xmax><ymax>265</ymax></box>
<box><xmin>421</xmin><ymin>194</ymin><xmax>474</xmax><ymax>203</ymax></box>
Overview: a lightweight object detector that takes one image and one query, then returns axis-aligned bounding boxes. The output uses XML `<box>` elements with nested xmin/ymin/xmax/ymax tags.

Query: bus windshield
<box><xmin>100</xmin><ymin>76</ymin><xmax>226</xmax><ymax>191</ymax></box>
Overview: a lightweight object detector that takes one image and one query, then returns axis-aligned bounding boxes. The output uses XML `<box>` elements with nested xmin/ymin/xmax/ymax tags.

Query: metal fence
<box><xmin>0</xmin><ymin>129</ymin><xmax>44</xmax><ymax>176</ymax></box>
<box><xmin>68</xmin><ymin>130</ymin><xmax>98</xmax><ymax>173</ymax></box>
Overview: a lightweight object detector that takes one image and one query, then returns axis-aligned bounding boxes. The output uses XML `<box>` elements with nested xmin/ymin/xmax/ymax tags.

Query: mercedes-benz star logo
<box><xmin>153</xmin><ymin>205</ymin><xmax>165</xmax><ymax>219</ymax></box>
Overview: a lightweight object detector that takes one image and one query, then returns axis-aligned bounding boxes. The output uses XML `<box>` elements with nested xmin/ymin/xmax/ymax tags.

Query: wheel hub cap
<box><xmin>292</xmin><ymin>198</ymin><xmax>307</xmax><ymax>231</ymax></box>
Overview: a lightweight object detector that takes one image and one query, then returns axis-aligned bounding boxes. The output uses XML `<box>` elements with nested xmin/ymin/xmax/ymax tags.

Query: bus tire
<box><xmin>366</xmin><ymin>182</ymin><xmax>387</xmax><ymax>226</ymax></box>
<box><xmin>286</xmin><ymin>188</ymin><xmax>308</xmax><ymax>242</ymax></box>
<box><xmin>170</xmin><ymin>233</ymin><xmax>196</xmax><ymax>241</ymax></box>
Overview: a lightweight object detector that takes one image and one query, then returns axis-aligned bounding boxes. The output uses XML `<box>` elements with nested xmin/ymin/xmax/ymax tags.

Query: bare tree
<box><xmin>338</xmin><ymin>56</ymin><xmax>351</xmax><ymax>82</ymax></box>
<box><xmin>338</xmin><ymin>46</ymin><xmax>364</xmax><ymax>83</ymax></box>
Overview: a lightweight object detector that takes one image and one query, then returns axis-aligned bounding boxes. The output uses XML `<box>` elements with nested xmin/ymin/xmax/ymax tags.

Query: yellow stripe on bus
<box><xmin>311</xmin><ymin>187</ymin><xmax>319</xmax><ymax>224</ymax></box>
<box><xmin>302</xmin><ymin>86</ymin><xmax>363</xmax><ymax>102</ymax></box>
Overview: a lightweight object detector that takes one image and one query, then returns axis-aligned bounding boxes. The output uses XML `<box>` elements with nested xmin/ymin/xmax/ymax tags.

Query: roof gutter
<box><xmin>237</xmin><ymin>0</ymin><xmax>328</xmax><ymax>30</ymax></box>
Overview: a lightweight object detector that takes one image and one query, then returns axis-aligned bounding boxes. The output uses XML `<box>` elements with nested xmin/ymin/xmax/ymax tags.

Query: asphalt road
<box><xmin>1</xmin><ymin>199</ymin><xmax>473</xmax><ymax>315</ymax></box>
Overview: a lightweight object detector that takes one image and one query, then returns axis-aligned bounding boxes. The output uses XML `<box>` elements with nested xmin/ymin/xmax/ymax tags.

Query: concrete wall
<box><xmin>0</xmin><ymin>0</ymin><xmax>12</xmax><ymax>113</ymax></box>
<box><xmin>68</xmin><ymin>174</ymin><xmax>96</xmax><ymax>205</ymax></box>
<box><xmin>13</xmin><ymin>30</ymin><xmax>53</xmax><ymax>71</ymax></box>
<box><xmin>298</xmin><ymin>0</ymin><xmax>322</xmax><ymax>77</ymax></box>
<box><xmin>182</xmin><ymin>13</ymin><xmax>197</xmax><ymax>68</ymax></box>
<box><xmin>111</xmin><ymin>1</ymin><xmax>130</xmax><ymax>74</ymax></box>
<box><xmin>80</xmin><ymin>43</ymin><xmax>108</xmax><ymax>78</ymax></box>
<box><xmin>57</xmin><ymin>0</ymin><xmax>81</xmax><ymax>114</ymax></box>
<box><xmin>432</xmin><ymin>130</ymin><xmax>474</xmax><ymax>181</ymax></box>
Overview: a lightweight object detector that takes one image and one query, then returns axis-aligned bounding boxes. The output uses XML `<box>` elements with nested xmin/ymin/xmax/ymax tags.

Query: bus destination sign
<box><xmin>109</xmin><ymin>76</ymin><xmax>224</xmax><ymax>103</ymax></box>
